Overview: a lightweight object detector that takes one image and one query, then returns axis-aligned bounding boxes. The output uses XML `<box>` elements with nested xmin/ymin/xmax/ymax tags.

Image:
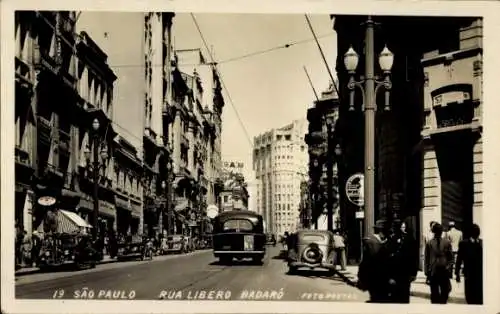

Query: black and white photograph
<box><xmin>2</xmin><ymin>1</ymin><xmax>500</xmax><ymax>313</ymax></box>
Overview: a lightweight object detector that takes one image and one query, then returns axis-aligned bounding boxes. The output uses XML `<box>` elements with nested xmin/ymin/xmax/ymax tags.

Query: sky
<box><xmin>76</xmin><ymin>12</ymin><xmax>338</xmax><ymax>180</ymax></box>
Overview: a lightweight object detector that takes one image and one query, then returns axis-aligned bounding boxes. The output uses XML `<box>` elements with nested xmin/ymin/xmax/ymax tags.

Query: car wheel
<box><xmin>252</xmin><ymin>257</ymin><xmax>263</xmax><ymax>265</ymax></box>
<box><xmin>288</xmin><ymin>266</ymin><xmax>298</xmax><ymax>274</ymax></box>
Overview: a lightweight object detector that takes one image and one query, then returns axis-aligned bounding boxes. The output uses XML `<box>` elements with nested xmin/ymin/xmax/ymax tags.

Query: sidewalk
<box><xmin>15</xmin><ymin>255</ymin><xmax>117</xmax><ymax>276</ymax></box>
<box><xmin>336</xmin><ymin>265</ymin><xmax>466</xmax><ymax>304</ymax></box>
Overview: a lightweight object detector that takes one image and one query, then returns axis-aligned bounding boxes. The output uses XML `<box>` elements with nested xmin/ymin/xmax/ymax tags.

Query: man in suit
<box><xmin>445</xmin><ymin>221</ymin><xmax>463</xmax><ymax>275</ymax></box>
<box><xmin>387</xmin><ymin>219</ymin><xmax>419</xmax><ymax>303</ymax></box>
<box><xmin>425</xmin><ymin>223</ymin><xmax>453</xmax><ymax>304</ymax></box>
<box><xmin>357</xmin><ymin>219</ymin><xmax>391</xmax><ymax>303</ymax></box>
<box><xmin>455</xmin><ymin>224</ymin><xmax>483</xmax><ymax>304</ymax></box>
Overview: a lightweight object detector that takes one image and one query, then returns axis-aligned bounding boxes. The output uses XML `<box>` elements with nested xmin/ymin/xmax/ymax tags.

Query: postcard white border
<box><xmin>2</xmin><ymin>0</ymin><xmax>500</xmax><ymax>313</ymax></box>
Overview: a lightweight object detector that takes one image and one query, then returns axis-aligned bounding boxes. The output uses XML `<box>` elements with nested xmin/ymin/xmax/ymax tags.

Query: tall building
<box><xmin>76</xmin><ymin>12</ymin><xmax>146</xmax><ymax>237</ymax></box>
<box><xmin>14</xmin><ymin>11</ymin><xmax>125</xmax><ymax>238</ymax></box>
<box><xmin>253</xmin><ymin>119</ymin><xmax>308</xmax><ymax>235</ymax></box>
<box><xmin>333</xmin><ymin>15</ymin><xmax>483</xmax><ymax>263</ymax></box>
<box><xmin>303</xmin><ymin>84</ymin><xmax>341</xmax><ymax>230</ymax></box>
<box><xmin>164</xmin><ymin>47</ymin><xmax>224</xmax><ymax>236</ymax></box>
<box><xmin>142</xmin><ymin>12</ymin><xmax>175</xmax><ymax>237</ymax></box>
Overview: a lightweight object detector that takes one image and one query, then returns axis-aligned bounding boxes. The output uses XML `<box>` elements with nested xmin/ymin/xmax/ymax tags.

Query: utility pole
<box><xmin>326</xmin><ymin>121</ymin><xmax>334</xmax><ymax>232</ymax></box>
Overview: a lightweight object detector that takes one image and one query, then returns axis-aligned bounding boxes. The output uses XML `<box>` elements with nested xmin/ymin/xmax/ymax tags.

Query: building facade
<box><xmin>142</xmin><ymin>12</ymin><xmax>176</xmax><ymax>237</ymax></box>
<box><xmin>220</xmin><ymin>161</ymin><xmax>249</xmax><ymax>212</ymax></box>
<box><xmin>333</xmin><ymin>15</ymin><xmax>483</xmax><ymax>263</ymax></box>
<box><xmin>14</xmin><ymin>11</ymin><xmax>125</xmax><ymax>238</ymax></box>
<box><xmin>253</xmin><ymin>120</ymin><xmax>308</xmax><ymax>235</ymax></box>
<box><xmin>164</xmin><ymin>48</ymin><xmax>224</xmax><ymax>237</ymax></box>
<box><xmin>112</xmin><ymin>136</ymin><xmax>144</xmax><ymax>235</ymax></box>
<box><xmin>303</xmin><ymin>84</ymin><xmax>341</xmax><ymax>231</ymax></box>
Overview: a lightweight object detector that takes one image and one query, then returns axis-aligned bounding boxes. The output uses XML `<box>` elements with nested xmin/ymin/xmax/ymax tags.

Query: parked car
<box><xmin>287</xmin><ymin>230</ymin><xmax>336</xmax><ymax>275</ymax></box>
<box><xmin>212</xmin><ymin>210</ymin><xmax>266</xmax><ymax>265</ymax></box>
<box><xmin>163</xmin><ymin>234</ymin><xmax>185</xmax><ymax>254</ymax></box>
<box><xmin>116</xmin><ymin>235</ymin><xmax>153</xmax><ymax>261</ymax></box>
<box><xmin>38</xmin><ymin>233</ymin><xmax>99</xmax><ymax>270</ymax></box>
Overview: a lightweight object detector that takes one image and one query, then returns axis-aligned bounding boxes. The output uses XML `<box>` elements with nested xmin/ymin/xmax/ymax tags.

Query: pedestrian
<box><xmin>333</xmin><ymin>229</ymin><xmax>347</xmax><ymax>271</ymax></box>
<box><xmin>387</xmin><ymin>220</ymin><xmax>419</xmax><ymax>303</ymax></box>
<box><xmin>357</xmin><ymin>219</ymin><xmax>391</xmax><ymax>303</ymax></box>
<box><xmin>15</xmin><ymin>222</ymin><xmax>24</xmax><ymax>267</ymax></box>
<box><xmin>455</xmin><ymin>224</ymin><xmax>483</xmax><ymax>305</ymax></box>
<box><xmin>424</xmin><ymin>223</ymin><xmax>453</xmax><ymax>304</ymax></box>
<box><xmin>21</xmin><ymin>230</ymin><xmax>32</xmax><ymax>267</ymax></box>
<box><xmin>445</xmin><ymin>221</ymin><xmax>462</xmax><ymax>275</ymax></box>
<box><xmin>31</xmin><ymin>231</ymin><xmax>41</xmax><ymax>267</ymax></box>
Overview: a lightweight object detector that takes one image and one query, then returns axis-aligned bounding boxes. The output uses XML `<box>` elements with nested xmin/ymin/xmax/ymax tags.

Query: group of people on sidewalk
<box><xmin>357</xmin><ymin>218</ymin><xmax>483</xmax><ymax>304</ymax></box>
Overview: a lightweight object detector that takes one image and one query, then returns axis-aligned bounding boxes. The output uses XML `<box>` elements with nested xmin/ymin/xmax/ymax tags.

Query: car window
<box><xmin>223</xmin><ymin>219</ymin><xmax>253</xmax><ymax>232</ymax></box>
<box><xmin>301</xmin><ymin>234</ymin><xmax>325</xmax><ymax>242</ymax></box>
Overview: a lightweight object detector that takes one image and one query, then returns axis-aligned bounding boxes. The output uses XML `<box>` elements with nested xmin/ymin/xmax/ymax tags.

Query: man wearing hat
<box><xmin>425</xmin><ymin>222</ymin><xmax>453</xmax><ymax>304</ymax></box>
<box><xmin>387</xmin><ymin>219</ymin><xmax>419</xmax><ymax>303</ymax></box>
<box><xmin>357</xmin><ymin>219</ymin><xmax>391</xmax><ymax>303</ymax></box>
<box><xmin>445</xmin><ymin>221</ymin><xmax>462</xmax><ymax>275</ymax></box>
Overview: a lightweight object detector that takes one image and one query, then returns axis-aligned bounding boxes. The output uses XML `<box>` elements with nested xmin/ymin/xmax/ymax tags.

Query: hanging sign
<box><xmin>345</xmin><ymin>173</ymin><xmax>364</xmax><ymax>207</ymax></box>
<box><xmin>38</xmin><ymin>196</ymin><xmax>56</xmax><ymax>206</ymax></box>
<box><xmin>206</xmin><ymin>204</ymin><xmax>219</xmax><ymax>219</ymax></box>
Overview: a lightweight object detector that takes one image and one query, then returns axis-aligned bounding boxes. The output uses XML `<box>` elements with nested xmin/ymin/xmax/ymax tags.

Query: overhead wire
<box><xmin>190</xmin><ymin>13</ymin><xmax>254</xmax><ymax>148</ymax></box>
<box><xmin>96</xmin><ymin>33</ymin><xmax>335</xmax><ymax>69</ymax></box>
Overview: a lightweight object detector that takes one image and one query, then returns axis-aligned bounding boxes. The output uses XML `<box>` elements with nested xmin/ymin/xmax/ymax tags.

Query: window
<box><xmin>223</xmin><ymin>219</ymin><xmax>253</xmax><ymax>232</ymax></box>
<box><xmin>223</xmin><ymin>195</ymin><xmax>229</xmax><ymax>203</ymax></box>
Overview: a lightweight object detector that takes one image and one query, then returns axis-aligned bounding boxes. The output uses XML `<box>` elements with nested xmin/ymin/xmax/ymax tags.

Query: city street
<box><xmin>16</xmin><ymin>246</ymin><xmax>366</xmax><ymax>301</ymax></box>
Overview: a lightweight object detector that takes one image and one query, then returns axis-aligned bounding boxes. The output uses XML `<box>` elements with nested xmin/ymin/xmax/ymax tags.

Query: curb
<box><xmin>15</xmin><ymin>249</ymin><xmax>212</xmax><ymax>277</ymax></box>
<box><xmin>15</xmin><ymin>258</ymin><xmax>117</xmax><ymax>277</ymax></box>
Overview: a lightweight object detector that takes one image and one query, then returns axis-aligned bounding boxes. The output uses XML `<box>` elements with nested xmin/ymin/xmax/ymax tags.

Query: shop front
<box><xmin>116</xmin><ymin>196</ymin><xmax>132</xmax><ymax>236</ymax></box>
<box><xmin>78</xmin><ymin>195</ymin><xmax>116</xmax><ymax>237</ymax></box>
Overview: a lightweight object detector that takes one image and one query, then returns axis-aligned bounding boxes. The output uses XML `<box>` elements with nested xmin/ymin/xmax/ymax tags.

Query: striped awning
<box><xmin>60</xmin><ymin>210</ymin><xmax>92</xmax><ymax>228</ymax></box>
<box><xmin>37</xmin><ymin>210</ymin><xmax>92</xmax><ymax>234</ymax></box>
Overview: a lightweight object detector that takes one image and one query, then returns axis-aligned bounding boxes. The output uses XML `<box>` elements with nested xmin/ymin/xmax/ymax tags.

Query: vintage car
<box><xmin>38</xmin><ymin>232</ymin><xmax>99</xmax><ymax>270</ymax></box>
<box><xmin>162</xmin><ymin>234</ymin><xmax>185</xmax><ymax>254</ymax></box>
<box><xmin>287</xmin><ymin>230</ymin><xmax>336</xmax><ymax>275</ymax></box>
<box><xmin>212</xmin><ymin>210</ymin><xmax>266</xmax><ymax>265</ymax></box>
<box><xmin>116</xmin><ymin>235</ymin><xmax>153</xmax><ymax>261</ymax></box>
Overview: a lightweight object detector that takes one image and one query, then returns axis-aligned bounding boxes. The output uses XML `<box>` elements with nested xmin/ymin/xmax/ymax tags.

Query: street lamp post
<box><xmin>325</xmin><ymin>114</ymin><xmax>336</xmax><ymax>232</ymax></box>
<box><xmin>160</xmin><ymin>180</ymin><xmax>167</xmax><ymax>236</ymax></box>
<box><xmin>343</xmin><ymin>15</ymin><xmax>394</xmax><ymax>237</ymax></box>
<box><xmin>166</xmin><ymin>161</ymin><xmax>173</xmax><ymax>236</ymax></box>
<box><xmin>84</xmin><ymin>118</ymin><xmax>109</xmax><ymax>241</ymax></box>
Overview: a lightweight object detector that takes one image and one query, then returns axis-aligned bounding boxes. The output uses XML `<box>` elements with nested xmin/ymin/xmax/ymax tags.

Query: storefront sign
<box><xmin>38</xmin><ymin>196</ymin><xmax>56</xmax><ymax>206</ymax></box>
<box><xmin>346</xmin><ymin>173</ymin><xmax>364</xmax><ymax>207</ymax></box>
<box><xmin>206</xmin><ymin>205</ymin><xmax>218</xmax><ymax>219</ymax></box>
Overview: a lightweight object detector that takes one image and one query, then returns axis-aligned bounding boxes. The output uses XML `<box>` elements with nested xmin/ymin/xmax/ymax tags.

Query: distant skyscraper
<box><xmin>253</xmin><ymin>119</ymin><xmax>308</xmax><ymax>235</ymax></box>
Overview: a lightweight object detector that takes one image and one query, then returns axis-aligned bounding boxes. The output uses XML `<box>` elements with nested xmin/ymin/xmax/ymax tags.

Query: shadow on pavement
<box><xmin>285</xmin><ymin>269</ymin><xmax>356</xmax><ymax>286</ymax></box>
<box><xmin>209</xmin><ymin>259</ymin><xmax>264</xmax><ymax>267</ymax></box>
<box><xmin>409</xmin><ymin>289</ymin><xmax>466</xmax><ymax>304</ymax></box>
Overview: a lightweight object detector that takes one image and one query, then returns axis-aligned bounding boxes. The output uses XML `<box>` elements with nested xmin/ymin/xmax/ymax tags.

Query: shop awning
<box><xmin>60</xmin><ymin>210</ymin><xmax>93</xmax><ymax>228</ymax></box>
<box><xmin>37</xmin><ymin>209</ymin><xmax>92</xmax><ymax>234</ymax></box>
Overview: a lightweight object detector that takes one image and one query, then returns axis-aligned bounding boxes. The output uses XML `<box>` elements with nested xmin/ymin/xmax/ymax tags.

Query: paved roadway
<box><xmin>16</xmin><ymin>246</ymin><xmax>367</xmax><ymax>302</ymax></box>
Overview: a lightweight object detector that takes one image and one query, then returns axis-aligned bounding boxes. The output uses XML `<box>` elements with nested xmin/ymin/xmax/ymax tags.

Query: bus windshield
<box><xmin>223</xmin><ymin>219</ymin><xmax>253</xmax><ymax>232</ymax></box>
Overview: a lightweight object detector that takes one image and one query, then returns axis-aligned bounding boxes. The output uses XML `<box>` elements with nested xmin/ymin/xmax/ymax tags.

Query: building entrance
<box><xmin>433</xmin><ymin>130</ymin><xmax>474</xmax><ymax>233</ymax></box>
